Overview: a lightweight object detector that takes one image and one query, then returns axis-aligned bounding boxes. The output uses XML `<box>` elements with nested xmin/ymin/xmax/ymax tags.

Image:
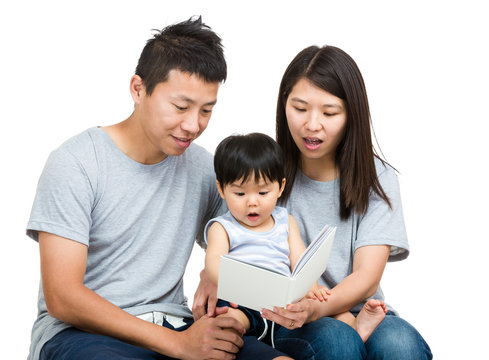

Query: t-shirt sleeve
<box><xmin>354</xmin><ymin>165</ymin><xmax>409</xmax><ymax>262</ymax></box>
<box><xmin>26</xmin><ymin>148</ymin><xmax>94</xmax><ymax>245</ymax></box>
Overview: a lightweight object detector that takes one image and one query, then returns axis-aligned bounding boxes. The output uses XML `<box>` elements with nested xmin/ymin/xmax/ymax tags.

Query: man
<box><xmin>26</xmin><ymin>17</ymin><xmax>287</xmax><ymax>360</ymax></box>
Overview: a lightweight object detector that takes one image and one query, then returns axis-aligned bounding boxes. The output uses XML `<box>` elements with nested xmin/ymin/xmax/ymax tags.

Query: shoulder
<box><xmin>43</xmin><ymin>128</ymin><xmax>101</xmax><ymax>176</ymax></box>
<box><xmin>374</xmin><ymin>157</ymin><xmax>400</xmax><ymax>190</ymax></box>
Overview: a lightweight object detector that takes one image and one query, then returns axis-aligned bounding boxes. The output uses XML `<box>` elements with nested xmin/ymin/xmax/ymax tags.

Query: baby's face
<box><xmin>219</xmin><ymin>176</ymin><xmax>285</xmax><ymax>232</ymax></box>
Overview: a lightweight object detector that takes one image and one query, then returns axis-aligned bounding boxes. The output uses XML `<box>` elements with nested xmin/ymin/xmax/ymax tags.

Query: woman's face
<box><xmin>285</xmin><ymin>78</ymin><xmax>347</xmax><ymax>164</ymax></box>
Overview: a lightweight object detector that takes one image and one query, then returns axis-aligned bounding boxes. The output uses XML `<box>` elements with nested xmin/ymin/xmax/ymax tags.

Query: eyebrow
<box><xmin>174</xmin><ymin>95</ymin><xmax>217</xmax><ymax>106</ymax></box>
<box><xmin>289</xmin><ymin>97</ymin><xmax>342</xmax><ymax>110</ymax></box>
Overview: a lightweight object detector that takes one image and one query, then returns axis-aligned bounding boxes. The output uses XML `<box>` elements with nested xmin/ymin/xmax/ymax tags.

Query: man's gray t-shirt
<box><xmin>26</xmin><ymin>127</ymin><xmax>222</xmax><ymax>360</ymax></box>
<box><xmin>284</xmin><ymin>158</ymin><xmax>409</xmax><ymax>313</ymax></box>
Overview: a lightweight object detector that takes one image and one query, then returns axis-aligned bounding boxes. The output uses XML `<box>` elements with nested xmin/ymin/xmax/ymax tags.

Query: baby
<box><xmin>205</xmin><ymin>133</ymin><xmax>386</xmax><ymax>344</ymax></box>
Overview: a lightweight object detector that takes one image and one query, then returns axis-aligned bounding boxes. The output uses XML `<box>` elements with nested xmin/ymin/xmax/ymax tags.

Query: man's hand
<box><xmin>193</xmin><ymin>269</ymin><xmax>219</xmax><ymax>320</ymax></box>
<box><xmin>176</xmin><ymin>314</ymin><xmax>245</xmax><ymax>359</ymax></box>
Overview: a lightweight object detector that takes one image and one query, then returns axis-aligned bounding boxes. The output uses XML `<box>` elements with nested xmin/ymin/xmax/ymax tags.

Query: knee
<box><xmin>366</xmin><ymin>316</ymin><xmax>432</xmax><ymax>360</ymax></box>
<box><xmin>275</xmin><ymin>317</ymin><xmax>365</xmax><ymax>360</ymax></box>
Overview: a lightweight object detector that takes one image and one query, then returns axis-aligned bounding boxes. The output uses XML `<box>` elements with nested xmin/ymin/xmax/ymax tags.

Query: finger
<box><xmin>261</xmin><ymin>308</ymin><xmax>295</xmax><ymax>328</ymax></box>
<box><xmin>213</xmin><ymin>316</ymin><xmax>246</xmax><ymax>336</ymax></box>
<box><xmin>215</xmin><ymin>306</ymin><xmax>229</xmax><ymax>316</ymax></box>
<box><xmin>193</xmin><ymin>299</ymin><xmax>206</xmax><ymax>321</ymax></box>
<box><xmin>207</xmin><ymin>293</ymin><xmax>218</xmax><ymax>318</ymax></box>
<box><xmin>229</xmin><ymin>302</ymin><xmax>238</xmax><ymax>308</ymax></box>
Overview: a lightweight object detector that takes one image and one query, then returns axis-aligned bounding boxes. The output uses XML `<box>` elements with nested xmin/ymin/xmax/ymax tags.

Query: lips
<box><xmin>247</xmin><ymin>212</ymin><xmax>259</xmax><ymax>221</ymax></box>
<box><xmin>172</xmin><ymin>135</ymin><xmax>192</xmax><ymax>149</ymax></box>
<box><xmin>303</xmin><ymin>137</ymin><xmax>323</xmax><ymax>150</ymax></box>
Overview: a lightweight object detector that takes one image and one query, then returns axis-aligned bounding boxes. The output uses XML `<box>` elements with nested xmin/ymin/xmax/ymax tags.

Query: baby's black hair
<box><xmin>214</xmin><ymin>133</ymin><xmax>285</xmax><ymax>188</ymax></box>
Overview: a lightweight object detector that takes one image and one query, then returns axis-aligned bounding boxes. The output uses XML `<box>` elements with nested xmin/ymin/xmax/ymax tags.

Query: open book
<box><xmin>217</xmin><ymin>224</ymin><xmax>336</xmax><ymax>312</ymax></box>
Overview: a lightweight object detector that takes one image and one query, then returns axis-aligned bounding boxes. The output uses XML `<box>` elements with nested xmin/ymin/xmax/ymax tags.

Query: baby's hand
<box><xmin>306</xmin><ymin>284</ymin><xmax>331</xmax><ymax>302</ymax></box>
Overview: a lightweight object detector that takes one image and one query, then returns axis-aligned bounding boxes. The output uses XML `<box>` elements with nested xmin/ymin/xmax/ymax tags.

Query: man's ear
<box><xmin>278</xmin><ymin>178</ymin><xmax>286</xmax><ymax>197</ymax></box>
<box><xmin>129</xmin><ymin>75</ymin><xmax>145</xmax><ymax>104</ymax></box>
<box><xmin>216</xmin><ymin>180</ymin><xmax>225</xmax><ymax>199</ymax></box>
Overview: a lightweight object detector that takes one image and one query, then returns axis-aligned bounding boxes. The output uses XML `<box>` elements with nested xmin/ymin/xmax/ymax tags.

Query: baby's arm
<box><xmin>204</xmin><ymin>222</ymin><xmax>251</xmax><ymax>331</ymax></box>
<box><xmin>204</xmin><ymin>222</ymin><xmax>231</xmax><ymax>285</ymax></box>
<box><xmin>288</xmin><ymin>216</ymin><xmax>330</xmax><ymax>301</ymax></box>
<box><xmin>287</xmin><ymin>215</ymin><xmax>307</xmax><ymax>272</ymax></box>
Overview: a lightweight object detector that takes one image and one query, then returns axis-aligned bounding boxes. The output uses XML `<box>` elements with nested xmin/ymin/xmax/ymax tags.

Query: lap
<box><xmin>273</xmin><ymin>316</ymin><xmax>365</xmax><ymax>360</ymax></box>
<box><xmin>41</xmin><ymin>323</ymin><xmax>287</xmax><ymax>360</ymax></box>
<box><xmin>365</xmin><ymin>313</ymin><xmax>432</xmax><ymax>360</ymax></box>
<box><xmin>40</xmin><ymin>327</ymin><xmax>170</xmax><ymax>360</ymax></box>
<box><xmin>272</xmin><ymin>313</ymin><xmax>432</xmax><ymax>360</ymax></box>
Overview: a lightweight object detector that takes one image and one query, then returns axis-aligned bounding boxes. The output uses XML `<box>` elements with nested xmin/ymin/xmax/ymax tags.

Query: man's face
<box><xmin>136</xmin><ymin>69</ymin><xmax>219</xmax><ymax>160</ymax></box>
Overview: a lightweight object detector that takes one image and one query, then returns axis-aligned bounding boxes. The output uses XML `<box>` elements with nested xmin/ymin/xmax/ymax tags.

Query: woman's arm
<box><xmin>262</xmin><ymin>244</ymin><xmax>390</xmax><ymax>327</ymax></box>
<box><xmin>40</xmin><ymin>231</ymin><xmax>244</xmax><ymax>359</ymax></box>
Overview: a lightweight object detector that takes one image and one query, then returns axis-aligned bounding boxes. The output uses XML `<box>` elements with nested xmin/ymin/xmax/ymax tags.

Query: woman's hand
<box><xmin>261</xmin><ymin>298</ymin><xmax>318</xmax><ymax>330</ymax></box>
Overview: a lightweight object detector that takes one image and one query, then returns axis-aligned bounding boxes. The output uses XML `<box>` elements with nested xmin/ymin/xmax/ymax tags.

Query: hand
<box><xmin>177</xmin><ymin>314</ymin><xmax>245</xmax><ymax>360</ymax></box>
<box><xmin>193</xmin><ymin>270</ymin><xmax>218</xmax><ymax>320</ymax></box>
<box><xmin>261</xmin><ymin>298</ymin><xmax>316</xmax><ymax>330</ymax></box>
<box><xmin>306</xmin><ymin>284</ymin><xmax>331</xmax><ymax>302</ymax></box>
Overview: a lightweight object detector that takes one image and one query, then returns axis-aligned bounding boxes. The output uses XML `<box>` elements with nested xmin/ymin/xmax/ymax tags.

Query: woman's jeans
<box><xmin>272</xmin><ymin>312</ymin><xmax>432</xmax><ymax>360</ymax></box>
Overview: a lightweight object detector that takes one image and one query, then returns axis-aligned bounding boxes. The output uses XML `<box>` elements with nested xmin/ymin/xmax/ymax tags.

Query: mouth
<box><xmin>172</xmin><ymin>135</ymin><xmax>193</xmax><ymax>149</ymax></box>
<box><xmin>247</xmin><ymin>212</ymin><xmax>259</xmax><ymax>221</ymax></box>
<box><xmin>303</xmin><ymin>137</ymin><xmax>323</xmax><ymax>150</ymax></box>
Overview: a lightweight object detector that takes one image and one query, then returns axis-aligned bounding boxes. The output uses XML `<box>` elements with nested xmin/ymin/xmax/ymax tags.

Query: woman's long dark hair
<box><xmin>276</xmin><ymin>45</ymin><xmax>391</xmax><ymax>220</ymax></box>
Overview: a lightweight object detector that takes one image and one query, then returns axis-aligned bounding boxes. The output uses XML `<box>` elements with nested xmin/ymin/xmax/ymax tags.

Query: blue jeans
<box><xmin>40</xmin><ymin>318</ymin><xmax>286</xmax><ymax>359</ymax></box>
<box><xmin>271</xmin><ymin>312</ymin><xmax>432</xmax><ymax>360</ymax></box>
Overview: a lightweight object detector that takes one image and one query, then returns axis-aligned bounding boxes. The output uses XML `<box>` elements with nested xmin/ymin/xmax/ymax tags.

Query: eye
<box><xmin>259</xmin><ymin>191</ymin><xmax>269</xmax><ymax>196</ymax></box>
<box><xmin>294</xmin><ymin>107</ymin><xmax>306</xmax><ymax>112</ymax></box>
<box><xmin>202</xmin><ymin>109</ymin><xmax>213</xmax><ymax>116</ymax></box>
<box><xmin>234</xmin><ymin>192</ymin><xmax>245</xmax><ymax>196</ymax></box>
<box><xmin>173</xmin><ymin>104</ymin><xmax>188</xmax><ymax>111</ymax></box>
<box><xmin>324</xmin><ymin>112</ymin><xmax>337</xmax><ymax>117</ymax></box>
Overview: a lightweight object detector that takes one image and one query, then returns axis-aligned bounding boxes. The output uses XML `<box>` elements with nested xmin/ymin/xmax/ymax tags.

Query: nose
<box><xmin>305</xmin><ymin>111</ymin><xmax>322</xmax><ymax>131</ymax></box>
<box><xmin>180</xmin><ymin>111</ymin><xmax>200</xmax><ymax>135</ymax></box>
<box><xmin>247</xmin><ymin>194</ymin><xmax>258</xmax><ymax>207</ymax></box>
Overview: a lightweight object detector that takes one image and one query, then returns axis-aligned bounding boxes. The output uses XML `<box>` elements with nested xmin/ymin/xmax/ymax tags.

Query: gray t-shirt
<box><xmin>284</xmin><ymin>158</ymin><xmax>409</xmax><ymax>313</ymax></box>
<box><xmin>26</xmin><ymin>127</ymin><xmax>222</xmax><ymax>360</ymax></box>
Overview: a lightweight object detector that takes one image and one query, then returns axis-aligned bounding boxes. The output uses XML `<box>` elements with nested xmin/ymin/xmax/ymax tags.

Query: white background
<box><xmin>1</xmin><ymin>0</ymin><xmax>488</xmax><ymax>358</ymax></box>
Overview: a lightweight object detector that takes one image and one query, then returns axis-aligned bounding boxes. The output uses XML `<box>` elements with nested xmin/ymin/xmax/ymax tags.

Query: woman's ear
<box><xmin>129</xmin><ymin>75</ymin><xmax>145</xmax><ymax>104</ymax></box>
<box><xmin>216</xmin><ymin>180</ymin><xmax>225</xmax><ymax>199</ymax></box>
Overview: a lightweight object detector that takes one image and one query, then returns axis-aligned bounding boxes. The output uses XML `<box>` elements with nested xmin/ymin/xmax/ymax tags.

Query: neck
<box><xmin>300</xmin><ymin>155</ymin><xmax>339</xmax><ymax>182</ymax></box>
<box><xmin>102</xmin><ymin>113</ymin><xmax>168</xmax><ymax>165</ymax></box>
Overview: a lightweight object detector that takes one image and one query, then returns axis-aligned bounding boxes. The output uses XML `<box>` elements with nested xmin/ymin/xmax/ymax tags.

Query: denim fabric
<box><xmin>272</xmin><ymin>312</ymin><xmax>432</xmax><ymax>360</ymax></box>
<box><xmin>40</xmin><ymin>317</ymin><xmax>286</xmax><ymax>360</ymax></box>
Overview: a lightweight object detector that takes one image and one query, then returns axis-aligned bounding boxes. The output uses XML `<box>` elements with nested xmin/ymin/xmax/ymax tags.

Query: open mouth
<box><xmin>247</xmin><ymin>212</ymin><xmax>259</xmax><ymax>221</ymax></box>
<box><xmin>303</xmin><ymin>137</ymin><xmax>323</xmax><ymax>150</ymax></box>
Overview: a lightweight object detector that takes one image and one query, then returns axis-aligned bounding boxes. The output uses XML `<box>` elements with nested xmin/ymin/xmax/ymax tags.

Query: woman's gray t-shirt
<box><xmin>284</xmin><ymin>158</ymin><xmax>409</xmax><ymax>313</ymax></box>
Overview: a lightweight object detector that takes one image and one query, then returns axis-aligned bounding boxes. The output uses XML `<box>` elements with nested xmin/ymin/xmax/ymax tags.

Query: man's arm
<box><xmin>39</xmin><ymin>231</ymin><xmax>244</xmax><ymax>359</ymax></box>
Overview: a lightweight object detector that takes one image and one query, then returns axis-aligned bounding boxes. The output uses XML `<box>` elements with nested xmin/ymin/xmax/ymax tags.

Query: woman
<box><xmin>261</xmin><ymin>45</ymin><xmax>433</xmax><ymax>359</ymax></box>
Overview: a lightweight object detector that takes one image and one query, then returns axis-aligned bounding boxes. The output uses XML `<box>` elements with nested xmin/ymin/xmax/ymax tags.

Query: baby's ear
<box><xmin>278</xmin><ymin>178</ymin><xmax>286</xmax><ymax>196</ymax></box>
<box><xmin>216</xmin><ymin>180</ymin><xmax>225</xmax><ymax>199</ymax></box>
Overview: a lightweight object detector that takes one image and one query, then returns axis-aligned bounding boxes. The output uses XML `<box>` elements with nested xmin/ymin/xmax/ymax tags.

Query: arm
<box><xmin>262</xmin><ymin>244</ymin><xmax>390</xmax><ymax>327</ymax></box>
<box><xmin>289</xmin><ymin>216</ymin><xmax>330</xmax><ymax>301</ymax></box>
<box><xmin>193</xmin><ymin>222</ymin><xmax>230</xmax><ymax>320</ymax></box>
<box><xmin>287</xmin><ymin>215</ymin><xmax>307</xmax><ymax>272</ymax></box>
<box><xmin>204</xmin><ymin>222</ymin><xmax>230</xmax><ymax>285</ymax></box>
<box><xmin>40</xmin><ymin>231</ymin><xmax>244</xmax><ymax>359</ymax></box>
